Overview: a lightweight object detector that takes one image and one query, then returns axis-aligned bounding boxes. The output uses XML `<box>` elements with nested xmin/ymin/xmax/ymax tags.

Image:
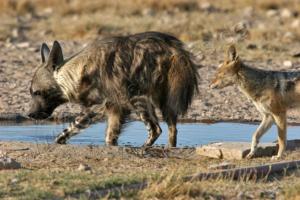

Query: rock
<box><xmin>77</xmin><ymin>163</ymin><xmax>91</xmax><ymax>171</ymax></box>
<box><xmin>266</xmin><ymin>9</ymin><xmax>278</xmax><ymax>17</ymax></box>
<box><xmin>200</xmin><ymin>2</ymin><xmax>216</xmax><ymax>12</ymax></box>
<box><xmin>0</xmin><ymin>156</ymin><xmax>22</xmax><ymax>169</ymax></box>
<box><xmin>291</xmin><ymin>19</ymin><xmax>300</xmax><ymax>28</ymax></box>
<box><xmin>283</xmin><ymin>60</ymin><xmax>293</xmax><ymax>68</ymax></box>
<box><xmin>243</xmin><ymin>7</ymin><xmax>254</xmax><ymax>17</ymax></box>
<box><xmin>142</xmin><ymin>8</ymin><xmax>155</xmax><ymax>17</ymax></box>
<box><xmin>280</xmin><ymin>8</ymin><xmax>293</xmax><ymax>18</ymax></box>
<box><xmin>16</xmin><ymin>42</ymin><xmax>30</xmax><ymax>48</ymax></box>
<box><xmin>260</xmin><ymin>190</ymin><xmax>276</xmax><ymax>199</ymax></box>
<box><xmin>196</xmin><ymin>140</ymin><xmax>300</xmax><ymax>159</ymax></box>
<box><xmin>283</xmin><ymin>32</ymin><xmax>295</xmax><ymax>41</ymax></box>
<box><xmin>208</xmin><ymin>162</ymin><xmax>236</xmax><ymax>170</ymax></box>
<box><xmin>292</xmin><ymin>51</ymin><xmax>300</xmax><ymax>58</ymax></box>
<box><xmin>246</xmin><ymin>43</ymin><xmax>257</xmax><ymax>50</ymax></box>
<box><xmin>233</xmin><ymin>20</ymin><xmax>250</xmax><ymax>34</ymax></box>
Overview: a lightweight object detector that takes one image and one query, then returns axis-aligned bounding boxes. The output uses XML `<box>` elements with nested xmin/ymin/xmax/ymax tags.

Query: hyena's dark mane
<box><xmin>78</xmin><ymin>31</ymin><xmax>199</xmax><ymax>115</ymax></box>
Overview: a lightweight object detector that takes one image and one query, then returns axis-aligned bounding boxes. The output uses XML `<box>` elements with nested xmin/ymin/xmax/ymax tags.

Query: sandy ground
<box><xmin>0</xmin><ymin>0</ymin><xmax>300</xmax><ymax>124</ymax></box>
<box><xmin>1</xmin><ymin>141</ymin><xmax>300</xmax><ymax>199</ymax></box>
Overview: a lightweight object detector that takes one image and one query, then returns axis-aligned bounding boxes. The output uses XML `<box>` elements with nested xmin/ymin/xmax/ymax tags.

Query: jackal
<box><xmin>211</xmin><ymin>45</ymin><xmax>300</xmax><ymax>159</ymax></box>
<box><xmin>28</xmin><ymin>32</ymin><xmax>199</xmax><ymax>147</ymax></box>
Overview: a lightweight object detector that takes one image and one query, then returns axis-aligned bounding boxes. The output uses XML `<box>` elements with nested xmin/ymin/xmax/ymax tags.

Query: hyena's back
<box><xmin>64</xmin><ymin>31</ymin><xmax>199</xmax><ymax>116</ymax></box>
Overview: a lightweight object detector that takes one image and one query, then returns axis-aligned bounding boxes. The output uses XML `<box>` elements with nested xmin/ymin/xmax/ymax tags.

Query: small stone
<box><xmin>246</xmin><ymin>43</ymin><xmax>257</xmax><ymax>50</ymax></box>
<box><xmin>77</xmin><ymin>163</ymin><xmax>91</xmax><ymax>171</ymax></box>
<box><xmin>283</xmin><ymin>60</ymin><xmax>293</xmax><ymax>68</ymax></box>
<box><xmin>142</xmin><ymin>8</ymin><xmax>155</xmax><ymax>17</ymax></box>
<box><xmin>208</xmin><ymin>162</ymin><xmax>236</xmax><ymax>170</ymax></box>
<box><xmin>291</xmin><ymin>19</ymin><xmax>300</xmax><ymax>28</ymax></box>
<box><xmin>283</xmin><ymin>32</ymin><xmax>295</xmax><ymax>41</ymax></box>
<box><xmin>266</xmin><ymin>9</ymin><xmax>278</xmax><ymax>17</ymax></box>
<box><xmin>281</xmin><ymin>8</ymin><xmax>293</xmax><ymax>18</ymax></box>
<box><xmin>260</xmin><ymin>190</ymin><xmax>276</xmax><ymax>199</ymax></box>
<box><xmin>243</xmin><ymin>6</ymin><xmax>254</xmax><ymax>17</ymax></box>
<box><xmin>11</xmin><ymin>178</ymin><xmax>19</xmax><ymax>184</ymax></box>
<box><xmin>292</xmin><ymin>52</ymin><xmax>300</xmax><ymax>58</ymax></box>
<box><xmin>0</xmin><ymin>156</ymin><xmax>22</xmax><ymax>169</ymax></box>
<box><xmin>16</xmin><ymin>42</ymin><xmax>30</xmax><ymax>48</ymax></box>
<box><xmin>200</xmin><ymin>2</ymin><xmax>215</xmax><ymax>12</ymax></box>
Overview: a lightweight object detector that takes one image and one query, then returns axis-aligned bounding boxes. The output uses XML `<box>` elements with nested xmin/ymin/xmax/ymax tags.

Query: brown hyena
<box><xmin>28</xmin><ymin>32</ymin><xmax>199</xmax><ymax>147</ymax></box>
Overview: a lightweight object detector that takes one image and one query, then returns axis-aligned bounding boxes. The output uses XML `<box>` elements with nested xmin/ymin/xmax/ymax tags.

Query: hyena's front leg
<box><xmin>55</xmin><ymin>111</ymin><xmax>97</xmax><ymax>144</ymax></box>
<box><xmin>246</xmin><ymin>114</ymin><xmax>273</xmax><ymax>159</ymax></box>
<box><xmin>130</xmin><ymin>96</ymin><xmax>162</xmax><ymax>146</ymax></box>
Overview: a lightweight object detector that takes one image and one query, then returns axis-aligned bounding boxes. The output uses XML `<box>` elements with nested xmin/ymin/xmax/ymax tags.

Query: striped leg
<box><xmin>130</xmin><ymin>96</ymin><xmax>162</xmax><ymax>146</ymax></box>
<box><xmin>55</xmin><ymin>104</ymin><xmax>106</xmax><ymax>144</ymax></box>
<box><xmin>55</xmin><ymin>111</ymin><xmax>97</xmax><ymax>144</ymax></box>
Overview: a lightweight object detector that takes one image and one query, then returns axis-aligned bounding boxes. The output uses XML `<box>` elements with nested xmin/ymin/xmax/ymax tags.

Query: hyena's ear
<box><xmin>41</xmin><ymin>43</ymin><xmax>50</xmax><ymax>63</ymax></box>
<box><xmin>48</xmin><ymin>41</ymin><xmax>64</xmax><ymax>70</ymax></box>
<box><xmin>227</xmin><ymin>45</ymin><xmax>239</xmax><ymax>61</ymax></box>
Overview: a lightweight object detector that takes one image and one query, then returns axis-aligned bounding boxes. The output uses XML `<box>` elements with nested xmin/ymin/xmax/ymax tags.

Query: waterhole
<box><xmin>0</xmin><ymin>122</ymin><xmax>300</xmax><ymax>146</ymax></box>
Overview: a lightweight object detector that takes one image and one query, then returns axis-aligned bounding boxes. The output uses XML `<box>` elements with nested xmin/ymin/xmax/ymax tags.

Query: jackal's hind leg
<box><xmin>271</xmin><ymin>113</ymin><xmax>287</xmax><ymax>160</ymax></box>
<box><xmin>246</xmin><ymin>114</ymin><xmax>273</xmax><ymax>159</ymax></box>
<box><xmin>130</xmin><ymin>96</ymin><xmax>162</xmax><ymax>146</ymax></box>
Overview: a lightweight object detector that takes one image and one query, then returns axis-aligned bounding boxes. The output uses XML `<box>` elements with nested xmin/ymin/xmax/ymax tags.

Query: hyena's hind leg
<box><xmin>105</xmin><ymin>105</ymin><xmax>128</xmax><ymax>146</ymax></box>
<box><xmin>246</xmin><ymin>114</ymin><xmax>273</xmax><ymax>159</ymax></box>
<box><xmin>55</xmin><ymin>106</ymin><xmax>104</xmax><ymax>144</ymax></box>
<box><xmin>163</xmin><ymin>110</ymin><xmax>178</xmax><ymax>147</ymax></box>
<box><xmin>130</xmin><ymin>96</ymin><xmax>162</xmax><ymax>146</ymax></box>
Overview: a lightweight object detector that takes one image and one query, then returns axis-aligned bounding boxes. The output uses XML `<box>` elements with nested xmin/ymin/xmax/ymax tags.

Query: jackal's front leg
<box><xmin>246</xmin><ymin>114</ymin><xmax>273</xmax><ymax>159</ymax></box>
<box><xmin>130</xmin><ymin>96</ymin><xmax>162</xmax><ymax>146</ymax></box>
<box><xmin>272</xmin><ymin>113</ymin><xmax>287</xmax><ymax>160</ymax></box>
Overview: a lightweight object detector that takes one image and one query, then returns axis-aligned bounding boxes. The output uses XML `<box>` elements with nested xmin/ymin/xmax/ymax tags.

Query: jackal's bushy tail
<box><xmin>167</xmin><ymin>51</ymin><xmax>199</xmax><ymax>115</ymax></box>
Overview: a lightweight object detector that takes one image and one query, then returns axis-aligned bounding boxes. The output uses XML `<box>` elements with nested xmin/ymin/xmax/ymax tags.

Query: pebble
<box><xmin>0</xmin><ymin>156</ymin><xmax>22</xmax><ymax>169</ymax></box>
<box><xmin>16</xmin><ymin>42</ymin><xmax>30</xmax><ymax>48</ymax></box>
<box><xmin>266</xmin><ymin>9</ymin><xmax>278</xmax><ymax>17</ymax></box>
<box><xmin>283</xmin><ymin>60</ymin><xmax>293</xmax><ymax>68</ymax></box>
<box><xmin>291</xmin><ymin>19</ymin><xmax>300</xmax><ymax>28</ymax></box>
<box><xmin>208</xmin><ymin>162</ymin><xmax>236</xmax><ymax>170</ymax></box>
<box><xmin>77</xmin><ymin>163</ymin><xmax>91</xmax><ymax>171</ymax></box>
<box><xmin>280</xmin><ymin>8</ymin><xmax>293</xmax><ymax>18</ymax></box>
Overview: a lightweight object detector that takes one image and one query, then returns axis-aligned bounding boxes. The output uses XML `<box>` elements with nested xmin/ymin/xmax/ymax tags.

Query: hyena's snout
<box><xmin>27</xmin><ymin>98</ymin><xmax>52</xmax><ymax>120</ymax></box>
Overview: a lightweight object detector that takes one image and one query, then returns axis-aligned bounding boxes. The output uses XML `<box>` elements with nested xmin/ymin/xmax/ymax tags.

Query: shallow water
<box><xmin>0</xmin><ymin>122</ymin><xmax>300</xmax><ymax>147</ymax></box>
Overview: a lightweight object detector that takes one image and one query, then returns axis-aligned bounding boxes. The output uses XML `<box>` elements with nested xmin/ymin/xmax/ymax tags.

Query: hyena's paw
<box><xmin>55</xmin><ymin>135</ymin><xmax>67</xmax><ymax>144</ymax></box>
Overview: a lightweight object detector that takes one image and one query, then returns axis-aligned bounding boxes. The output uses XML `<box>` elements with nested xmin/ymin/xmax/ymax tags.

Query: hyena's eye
<box><xmin>33</xmin><ymin>91</ymin><xmax>42</xmax><ymax>96</ymax></box>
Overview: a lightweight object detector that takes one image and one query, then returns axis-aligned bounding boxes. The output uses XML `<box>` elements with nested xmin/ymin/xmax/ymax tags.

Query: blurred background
<box><xmin>0</xmin><ymin>0</ymin><xmax>299</xmax><ymax>43</ymax></box>
<box><xmin>1</xmin><ymin>0</ymin><xmax>300</xmax><ymax>122</ymax></box>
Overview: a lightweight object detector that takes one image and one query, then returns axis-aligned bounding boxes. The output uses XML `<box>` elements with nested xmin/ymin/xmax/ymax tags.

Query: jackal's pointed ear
<box><xmin>48</xmin><ymin>41</ymin><xmax>64</xmax><ymax>70</ymax></box>
<box><xmin>41</xmin><ymin>43</ymin><xmax>50</xmax><ymax>63</ymax></box>
<box><xmin>227</xmin><ymin>45</ymin><xmax>238</xmax><ymax>61</ymax></box>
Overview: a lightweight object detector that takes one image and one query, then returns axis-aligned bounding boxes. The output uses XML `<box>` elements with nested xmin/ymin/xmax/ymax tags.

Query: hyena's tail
<box><xmin>167</xmin><ymin>51</ymin><xmax>199</xmax><ymax>115</ymax></box>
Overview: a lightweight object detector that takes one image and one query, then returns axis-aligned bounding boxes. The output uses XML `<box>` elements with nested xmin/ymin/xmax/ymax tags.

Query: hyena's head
<box><xmin>28</xmin><ymin>41</ymin><xmax>67</xmax><ymax>119</ymax></box>
<box><xmin>210</xmin><ymin>45</ymin><xmax>241</xmax><ymax>89</ymax></box>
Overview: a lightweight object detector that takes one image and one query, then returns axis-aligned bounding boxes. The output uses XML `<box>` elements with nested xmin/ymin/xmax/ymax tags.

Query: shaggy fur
<box><xmin>28</xmin><ymin>32</ymin><xmax>199</xmax><ymax>147</ymax></box>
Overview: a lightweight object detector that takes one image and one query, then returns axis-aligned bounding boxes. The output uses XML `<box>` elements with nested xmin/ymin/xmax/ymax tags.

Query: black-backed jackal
<box><xmin>211</xmin><ymin>45</ymin><xmax>300</xmax><ymax>159</ymax></box>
